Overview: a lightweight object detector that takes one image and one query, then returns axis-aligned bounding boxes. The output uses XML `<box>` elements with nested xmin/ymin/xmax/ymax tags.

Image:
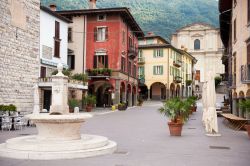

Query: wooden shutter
<box><xmin>71</xmin><ymin>55</ymin><xmax>75</xmax><ymax>69</ymax></box>
<box><xmin>40</xmin><ymin>66</ymin><xmax>46</xmax><ymax>78</ymax></box>
<box><xmin>105</xmin><ymin>55</ymin><xmax>108</xmax><ymax>68</ymax></box>
<box><xmin>160</xmin><ymin>49</ymin><xmax>163</xmax><ymax>57</ymax></box>
<box><xmin>234</xmin><ymin>19</ymin><xmax>236</xmax><ymax>41</ymax></box>
<box><xmin>105</xmin><ymin>27</ymin><xmax>108</xmax><ymax>40</ymax></box>
<box><xmin>94</xmin><ymin>27</ymin><xmax>97</xmax><ymax>41</ymax></box>
<box><xmin>161</xmin><ymin>66</ymin><xmax>163</xmax><ymax>75</ymax></box>
<box><xmin>153</xmin><ymin>49</ymin><xmax>156</xmax><ymax>57</ymax></box>
<box><xmin>153</xmin><ymin>66</ymin><xmax>156</xmax><ymax>75</ymax></box>
<box><xmin>247</xmin><ymin>44</ymin><xmax>250</xmax><ymax>64</ymax></box>
<box><xmin>55</xmin><ymin>21</ymin><xmax>60</xmax><ymax>39</ymax></box>
<box><xmin>248</xmin><ymin>0</ymin><xmax>250</xmax><ymax>23</ymax></box>
<box><xmin>93</xmin><ymin>56</ymin><xmax>97</xmax><ymax>68</ymax></box>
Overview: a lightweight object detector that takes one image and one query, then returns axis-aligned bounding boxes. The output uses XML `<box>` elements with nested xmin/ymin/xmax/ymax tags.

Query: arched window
<box><xmin>194</xmin><ymin>39</ymin><xmax>200</xmax><ymax>50</ymax></box>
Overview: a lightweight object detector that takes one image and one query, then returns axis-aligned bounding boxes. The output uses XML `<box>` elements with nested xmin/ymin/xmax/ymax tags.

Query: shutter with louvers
<box><xmin>247</xmin><ymin>44</ymin><xmax>250</xmax><ymax>64</ymax></box>
<box><xmin>105</xmin><ymin>27</ymin><xmax>109</xmax><ymax>40</ymax></box>
<box><xmin>71</xmin><ymin>55</ymin><xmax>75</xmax><ymax>69</ymax></box>
<box><xmin>93</xmin><ymin>56</ymin><xmax>97</xmax><ymax>68</ymax></box>
<box><xmin>161</xmin><ymin>66</ymin><xmax>163</xmax><ymax>75</ymax></box>
<box><xmin>153</xmin><ymin>49</ymin><xmax>156</xmax><ymax>57</ymax></box>
<box><xmin>94</xmin><ymin>27</ymin><xmax>97</xmax><ymax>41</ymax></box>
<box><xmin>105</xmin><ymin>55</ymin><xmax>108</xmax><ymax>68</ymax></box>
<box><xmin>153</xmin><ymin>66</ymin><xmax>156</xmax><ymax>75</ymax></box>
<box><xmin>161</xmin><ymin>49</ymin><xmax>163</xmax><ymax>57</ymax></box>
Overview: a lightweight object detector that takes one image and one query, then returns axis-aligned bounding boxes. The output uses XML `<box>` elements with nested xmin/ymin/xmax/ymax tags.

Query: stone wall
<box><xmin>0</xmin><ymin>0</ymin><xmax>40</xmax><ymax>113</ymax></box>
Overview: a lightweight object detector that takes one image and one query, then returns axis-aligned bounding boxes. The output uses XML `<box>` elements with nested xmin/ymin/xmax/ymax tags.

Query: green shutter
<box><xmin>153</xmin><ymin>66</ymin><xmax>156</xmax><ymax>75</ymax></box>
<box><xmin>160</xmin><ymin>49</ymin><xmax>163</xmax><ymax>57</ymax></box>
<box><xmin>153</xmin><ymin>49</ymin><xmax>156</xmax><ymax>57</ymax></box>
<box><xmin>161</xmin><ymin>66</ymin><xmax>163</xmax><ymax>75</ymax></box>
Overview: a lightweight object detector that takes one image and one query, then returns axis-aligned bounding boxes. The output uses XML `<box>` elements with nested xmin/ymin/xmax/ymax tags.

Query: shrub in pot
<box><xmin>83</xmin><ymin>95</ymin><xmax>96</xmax><ymax>112</ymax></box>
<box><xmin>118</xmin><ymin>102</ymin><xmax>127</xmax><ymax>111</ymax></box>
<box><xmin>68</xmin><ymin>99</ymin><xmax>79</xmax><ymax>113</ymax></box>
<box><xmin>239</xmin><ymin>99</ymin><xmax>250</xmax><ymax>139</ymax></box>
<box><xmin>187</xmin><ymin>96</ymin><xmax>197</xmax><ymax>113</ymax></box>
<box><xmin>158</xmin><ymin>98</ymin><xmax>189</xmax><ymax>136</ymax></box>
<box><xmin>138</xmin><ymin>97</ymin><xmax>144</xmax><ymax>106</ymax></box>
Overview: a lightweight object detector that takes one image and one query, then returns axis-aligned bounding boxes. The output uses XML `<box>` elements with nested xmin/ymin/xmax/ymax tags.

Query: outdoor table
<box><xmin>9</xmin><ymin>115</ymin><xmax>23</xmax><ymax>131</ymax></box>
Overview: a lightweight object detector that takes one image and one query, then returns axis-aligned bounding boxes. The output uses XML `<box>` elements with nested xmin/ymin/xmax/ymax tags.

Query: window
<box><xmin>138</xmin><ymin>50</ymin><xmax>142</xmax><ymax>58</ymax></box>
<box><xmin>138</xmin><ymin>66</ymin><xmax>144</xmax><ymax>77</ymax></box>
<box><xmin>248</xmin><ymin>44</ymin><xmax>250</xmax><ymax>64</ymax></box>
<box><xmin>97</xmin><ymin>14</ymin><xmax>106</xmax><ymax>21</ymax></box>
<box><xmin>248</xmin><ymin>0</ymin><xmax>250</xmax><ymax>23</ymax></box>
<box><xmin>195</xmin><ymin>70</ymin><xmax>200</xmax><ymax>81</ymax></box>
<box><xmin>68</xmin><ymin>55</ymin><xmax>75</xmax><ymax>70</ymax></box>
<box><xmin>128</xmin><ymin>61</ymin><xmax>132</xmax><ymax>76</ymax></box>
<box><xmin>153</xmin><ymin>66</ymin><xmax>163</xmax><ymax>75</ymax></box>
<box><xmin>234</xmin><ymin>19</ymin><xmax>237</xmax><ymax>42</ymax></box>
<box><xmin>54</xmin><ymin>21</ymin><xmax>61</xmax><ymax>58</ymax></box>
<box><xmin>122</xmin><ymin>30</ymin><xmax>125</xmax><ymax>45</ymax></box>
<box><xmin>94</xmin><ymin>27</ymin><xmax>108</xmax><ymax>41</ymax></box>
<box><xmin>68</xmin><ymin>27</ymin><xmax>73</xmax><ymax>42</ymax></box>
<box><xmin>121</xmin><ymin>56</ymin><xmax>126</xmax><ymax>72</ymax></box>
<box><xmin>40</xmin><ymin>66</ymin><xmax>46</xmax><ymax>78</ymax></box>
<box><xmin>133</xmin><ymin>64</ymin><xmax>136</xmax><ymax>77</ymax></box>
<box><xmin>170</xmin><ymin>67</ymin><xmax>172</xmax><ymax>76</ymax></box>
<box><xmin>194</xmin><ymin>39</ymin><xmax>200</xmax><ymax>50</ymax></box>
<box><xmin>146</xmin><ymin>39</ymin><xmax>154</xmax><ymax>44</ymax></box>
<box><xmin>153</xmin><ymin>49</ymin><xmax>163</xmax><ymax>57</ymax></box>
<box><xmin>128</xmin><ymin>36</ymin><xmax>133</xmax><ymax>47</ymax></box>
<box><xmin>93</xmin><ymin>55</ymin><xmax>108</xmax><ymax>68</ymax></box>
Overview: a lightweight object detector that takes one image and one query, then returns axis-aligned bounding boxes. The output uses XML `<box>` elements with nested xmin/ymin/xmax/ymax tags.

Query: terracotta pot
<box><xmin>245</xmin><ymin>125</ymin><xmax>250</xmax><ymax>139</ymax></box>
<box><xmin>86</xmin><ymin>105</ymin><xmax>92</xmax><ymax>112</ymax></box>
<box><xmin>168</xmin><ymin>122</ymin><xmax>183</xmax><ymax>136</ymax></box>
<box><xmin>69</xmin><ymin>108</ymin><xmax>74</xmax><ymax>113</ymax></box>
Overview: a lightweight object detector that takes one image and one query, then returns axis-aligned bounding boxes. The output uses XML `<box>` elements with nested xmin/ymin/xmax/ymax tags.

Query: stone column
<box><xmin>128</xmin><ymin>92</ymin><xmax>132</xmax><ymax>107</ymax></box>
<box><xmin>114</xmin><ymin>80</ymin><xmax>120</xmax><ymax>105</ymax></box>
<box><xmin>134</xmin><ymin>90</ymin><xmax>137</xmax><ymax>106</ymax></box>
<box><xmin>246</xmin><ymin>108</ymin><xmax>250</xmax><ymax>119</ymax></box>
<box><xmin>238</xmin><ymin>98</ymin><xmax>244</xmax><ymax>118</ymax></box>
<box><xmin>148</xmin><ymin>89</ymin><xmax>150</xmax><ymax>100</ymax></box>
<box><xmin>232</xmin><ymin>98</ymin><xmax>237</xmax><ymax>116</ymax></box>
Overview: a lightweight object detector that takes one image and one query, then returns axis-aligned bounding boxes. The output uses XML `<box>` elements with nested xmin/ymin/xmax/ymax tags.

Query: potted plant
<box><xmin>187</xmin><ymin>96</ymin><xmax>197</xmax><ymax>113</ymax></box>
<box><xmin>83</xmin><ymin>95</ymin><xmax>96</xmax><ymax>112</ymax></box>
<box><xmin>239</xmin><ymin>99</ymin><xmax>250</xmax><ymax>139</ymax></box>
<box><xmin>68</xmin><ymin>99</ymin><xmax>79</xmax><ymax>113</ymax></box>
<box><xmin>138</xmin><ymin>97</ymin><xmax>144</xmax><ymax>106</ymax></box>
<box><xmin>158</xmin><ymin>98</ymin><xmax>189</xmax><ymax>136</ymax></box>
<box><xmin>118</xmin><ymin>102</ymin><xmax>127</xmax><ymax>111</ymax></box>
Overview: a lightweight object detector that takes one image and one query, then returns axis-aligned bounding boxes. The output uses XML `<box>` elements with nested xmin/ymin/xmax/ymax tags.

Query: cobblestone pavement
<box><xmin>0</xmin><ymin>100</ymin><xmax>250</xmax><ymax>166</ymax></box>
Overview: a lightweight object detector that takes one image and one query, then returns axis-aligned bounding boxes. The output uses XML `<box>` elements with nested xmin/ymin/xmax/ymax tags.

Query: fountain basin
<box><xmin>26</xmin><ymin>113</ymin><xmax>92</xmax><ymax>141</ymax></box>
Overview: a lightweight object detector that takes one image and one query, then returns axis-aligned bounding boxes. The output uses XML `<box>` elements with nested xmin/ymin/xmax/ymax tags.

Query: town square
<box><xmin>0</xmin><ymin>0</ymin><xmax>250</xmax><ymax>165</ymax></box>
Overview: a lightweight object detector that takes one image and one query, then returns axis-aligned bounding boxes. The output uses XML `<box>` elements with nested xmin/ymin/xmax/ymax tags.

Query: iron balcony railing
<box><xmin>138</xmin><ymin>57</ymin><xmax>145</xmax><ymax>64</ymax></box>
<box><xmin>174</xmin><ymin>76</ymin><xmax>182</xmax><ymax>83</ymax></box>
<box><xmin>173</xmin><ymin>60</ymin><xmax>182</xmax><ymax>68</ymax></box>
<box><xmin>241</xmin><ymin>64</ymin><xmax>250</xmax><ymax>84</ymax></box>
<box><xmin>128</xmin><ymin>47</ymin><xmax>138</xmax><ymax>59</ymax></box>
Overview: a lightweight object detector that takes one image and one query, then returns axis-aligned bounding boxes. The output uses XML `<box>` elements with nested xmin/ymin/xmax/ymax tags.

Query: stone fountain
<box><xmin>0</xmin><ymin>64</ymin><xmax>117</xmax><ymax>160</ymax></box>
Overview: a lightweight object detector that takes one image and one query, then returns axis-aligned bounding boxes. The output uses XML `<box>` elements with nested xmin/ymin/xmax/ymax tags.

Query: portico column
<box><xmin>232</xmin><ymin>98</ymin><xmax>237</xmax><ymax>116</ymax></box>
<box><xmin>238</xmin><ymin>98</ymin><xmax>244</xmax><ymax>118</ymax></box>
<box><xmin>148</xmin><ymin>89</ymin><xmax>150</xmax><ymax>100</ymax></box>
<box><xmin>134</xmin><ymin>89</ymin><xmax>137</xmax><ymax>106</ymax></box>
<box><xmin>114</xmin><ymin>80</ymin><xmax>120</xmax><ymax>105</ymax></box>
<box><xmin>128</xmin><ymin>91</ymin><xmax>132</xmax><ymax>107</ymax></box>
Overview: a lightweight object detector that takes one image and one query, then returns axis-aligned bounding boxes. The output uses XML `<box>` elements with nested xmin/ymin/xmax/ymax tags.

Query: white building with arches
<box><xmin>171</xmin><ymin>23</ymin><xmax>224</xmax><ymax>96</ymax></box>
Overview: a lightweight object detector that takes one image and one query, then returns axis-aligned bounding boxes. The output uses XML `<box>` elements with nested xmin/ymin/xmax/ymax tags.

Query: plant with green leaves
<box><xmin>68</xmin><ymin>99</ymin><xmax>79</xmax><ymax>109</ymax></box>
<box><xmin>186</xmin><ymin>80</ymin><xmax>192</xmax><ymax>86</ymax></box>
<box><xmin>158</xmin><ymin>98</ymin><xmax>189</xmax><ymax>123</ymax></box>
<box><xmin>83</xmin><ymin>95</ymin><xmax>96</xmax><ymax>106</ymax></box>
<box><xmin>71</xmin><ymin>73</ymin><xmax>88</xmax><ymax>82</ymax></box>
<box><xmin>214</xmin><ymin>76</ymin><xmax>222</xmax><ymax>87</ymax></box>
<box><xmin>52</xmin><ymin>69</ymin><xmax>72</xmax><ymax>77</ymax></box>
<box><xmin>239</xmin><ymin>99</ymin><xmax>250</xmax><ymax>112</ymax></box>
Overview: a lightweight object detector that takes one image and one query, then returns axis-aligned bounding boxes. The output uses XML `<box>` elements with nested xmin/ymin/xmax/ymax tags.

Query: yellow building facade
<box><xmin>138</xmin><ymin>34</ymin><xmax>196</xmax><ymax>100</ymax></box>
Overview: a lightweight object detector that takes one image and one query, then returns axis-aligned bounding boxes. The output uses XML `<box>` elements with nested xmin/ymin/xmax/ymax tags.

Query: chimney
<box><xmin>89</xmin><ymin>0</ymin><xmax>97</xmax><ymax>9</ymax></box>
<box><xmin>49</xmin><ymin>4</ymin><xmax>57</xmax><ymax>11</ymax></box>
<box><xmin>147</xmin><ymin>32</ymin><xmax>154</xmax><ymax>36</ymax></box>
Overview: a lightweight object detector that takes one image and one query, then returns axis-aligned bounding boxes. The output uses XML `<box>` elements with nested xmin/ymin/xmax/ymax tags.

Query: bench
<box><xmin>221</xmin><ymin>113</ymin><xmax>249</xmax><ymax>130</ymax></box>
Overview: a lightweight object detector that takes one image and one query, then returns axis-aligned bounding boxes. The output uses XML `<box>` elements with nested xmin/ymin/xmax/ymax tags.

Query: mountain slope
<box><xmin>41</xmin><ymin>0</ymin><xmax>219</xmax><ymax>40</ymax></box>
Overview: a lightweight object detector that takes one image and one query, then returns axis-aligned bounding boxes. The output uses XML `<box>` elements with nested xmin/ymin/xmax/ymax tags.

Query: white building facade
<box><xmin>171</xmin><ymin>23</ymin><xmax>224</xmax><ymax>96</ymax></box>
<box><xmin>40</xmin><ymin>6</ymin><xmax>71</xmax><ymax>78</ymax></box>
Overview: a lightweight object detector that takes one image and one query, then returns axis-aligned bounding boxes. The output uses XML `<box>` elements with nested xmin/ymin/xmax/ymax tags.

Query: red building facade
<box><xmin>59</xmin><ymin>7</ymin><xmax>144</xmax><ymax>107</ymax></box>
<box><xmin>86</xmin><ymin>8</ymin><xmax>144</xmax><ymax>107</ymax></box>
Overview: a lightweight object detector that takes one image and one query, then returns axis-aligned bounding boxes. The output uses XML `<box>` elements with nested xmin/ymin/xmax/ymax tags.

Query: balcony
<box><xmin>38</xmin><ymin>77</ymin><xmax>87</xmax><ymax>90</ymax></box>
<box><xmin>174</xmin><ymin>76</ymin><xmax>182</xmax><ymax>83</ymax></box>
<box><xmin>241</xmin><ymin>64</ymin><xmax>250</xmax><ymax>84</ymax></box>
<box><xmin>138</xmin><ymin>57</ymin><xmax>145</xmax><ymax>64</ymax></box>
<box><xmin>87</xmin><ymin>68</ymin><xmax>112</xmax><ymax>79</ymax></box>
<box><xmin>138</xmin><ymin>74</ymin><xmax>145</xmax><ymax>84</ymax></box>
<box><xmin>173</xmin><ymin>60</ymin><xmax>182</xmax><ymax>68</ymax></box>
<box><xmin>128</xmin><ymin>47</ymin><xmax>137</xmax><ymax>59</ymax></box>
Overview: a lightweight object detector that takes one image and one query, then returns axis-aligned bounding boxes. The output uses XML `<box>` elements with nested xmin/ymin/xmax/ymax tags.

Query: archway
<box><xmin>176</xmin><ymin>84</ymin><xmax>180</xmax><ymax>97</ymax></box>
<box><xmin>127</xmin><ymin>84</ymin><xmax>132</xmax><ymax>106</ymax></box>
<box><xmin>170</xmin><ymin>83</ymin><xmax>175</xmax><ymax>98</ymax></box>
<box><xmin>139</xmin><ymin>83</ymin><xmax>148</xmax><ymax>100</ymax></box>
<box><xmin>120</xmin><ymin>82</ymin><xmax>126</xmax><ymax>103</ymax></box>
<box><xmin>150</xmin><ymin>82</ymin><xmax>166</xmax><ymax>100</ymax></box>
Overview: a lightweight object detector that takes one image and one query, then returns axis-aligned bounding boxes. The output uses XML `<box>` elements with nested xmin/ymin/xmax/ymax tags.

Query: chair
<box><xmin>15</xmin><ymin>117</ymin><xmax>27</xmax><ymax>130</ymax></box>
<box><xmin>1</xmin><ymin>117</ymin><xmax>11</xmax><ymax>131</ymax></box>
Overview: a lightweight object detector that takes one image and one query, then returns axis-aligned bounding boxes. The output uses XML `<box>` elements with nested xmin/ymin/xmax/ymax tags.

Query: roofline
<box><xmin>174</xmin><ymin>22</ymin><xmax>218</xmax><ymax>33</ymax></box>
<box><xmin>139</xmin><ymin>44</ymin><xmax>183</xmax><ymax>54</ymax></box>
<box><xmin>40</xmin><ymin>6</ymin><xmax>72</xmax><ymax>23</ymax></box>
<box><xmin>178</xmin><ymin>49</ymin><xmax>197</xmax><ymax>62</ymax></box>
<box><xmin>57</xmin><ymin>7</ymin><xmax>144</xmax><ymax>37</ymax></box>
<box><xmin>138</xmin><ymin>35</ymin><xmax>170</xmax><ymax>44</ymax></box>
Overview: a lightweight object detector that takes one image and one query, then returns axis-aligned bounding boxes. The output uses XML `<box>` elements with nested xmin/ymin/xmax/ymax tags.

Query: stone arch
<box><xmin>127</xmin><ymin>84</ymin><xmax>132</xmax><ymax>106</ymax></box>
<box><xmin>239</xmin><ymin>91</ymin><xmax>245</xmax><ymax>99</ymax></box>
<box><xmin>232</xmin><ymin>91</ymin><xmax>237</xmax><ymax>99</ymax></box>
<box><xmin>170</xmin><ymin>83</ymin><xmax>175</xmax><ymax>98</ymax></box>
<box><xmin>150</xmin><ymin>82</ymin><xmax>166</xmax><ymax>100</ymax></box>
<box><xmin>176</xmin><ymin>84</ymin><xmax>181</xmax><ymax>97</ymax></box>
<box><xmin>246</xmin><ymin>89</ymin><xmax>250</xmax><ymax>98</ymax></box>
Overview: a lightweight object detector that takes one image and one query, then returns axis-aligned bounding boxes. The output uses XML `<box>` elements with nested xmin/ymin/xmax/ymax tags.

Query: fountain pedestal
<box><xmin>0</xmin><ymin>63</ymin><xmax>117</xmax><ymax>160</ymax></box>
